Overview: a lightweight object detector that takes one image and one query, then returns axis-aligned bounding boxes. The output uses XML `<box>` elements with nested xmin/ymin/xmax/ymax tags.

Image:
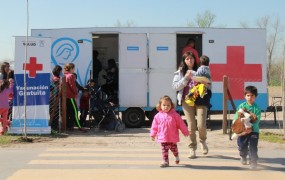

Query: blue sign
<box><xmin>127</xmin><ymin>46</ymin><xmax>139</xmax><ymax>51</ymax></box>
<box><xmin>157</xmin><ymin>46</ymin><xmax>168</xmax><ymax>51</ymax></box>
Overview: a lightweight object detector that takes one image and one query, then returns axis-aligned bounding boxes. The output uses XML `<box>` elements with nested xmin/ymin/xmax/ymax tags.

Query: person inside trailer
<box><xmin>182</xmin><ymin>38</ymin><xmax>200</xmax><ymax>65</ymax></box>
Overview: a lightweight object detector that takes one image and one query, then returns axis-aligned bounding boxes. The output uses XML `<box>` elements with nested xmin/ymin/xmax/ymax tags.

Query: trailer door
<box><xmin>119</xmin><ymin>33</ymin><xmax>148</xmax><ymax>107</ymax></box>
<box><xmin>149</xmin><ymin>33</ymin><xmax>177</xmax><ymax>106</ymax></box>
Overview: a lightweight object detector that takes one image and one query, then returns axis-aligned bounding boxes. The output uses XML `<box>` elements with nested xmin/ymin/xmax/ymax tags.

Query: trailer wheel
<box><xmin>122</xmin><ymin>108</ymin><xmax>145</xmax><ymax>128</ymax></box>
<box><xmin>145</xmin><ymin>108</ymin><xmax>158</xmax><ymax>125</ymax></box>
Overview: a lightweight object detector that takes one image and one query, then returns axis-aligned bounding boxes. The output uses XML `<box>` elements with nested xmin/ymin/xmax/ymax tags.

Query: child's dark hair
<box><xmin>200</xmin><ymin>55</ymin><xmax>210</xmax><ymax>66</ymax></box>
<box><xmin>0</xmin><ymin>79</ymin><xmax>10</xmax><ymax>93</ymax></box>
<box><xmin>244</xmin><ymin>86</ymin><xmax>258</xmax><ymax>97</ymax></box>
<box><xmin>156</xmin><ymin>95</ymin><xmax>175</xmax><ymax>111</ymax></box>
<box><xmin>87</xmin><ymin>79</ymin><xmax>95</xmax><ymax>84</ymax></box>
<box><xmin>52</xmin><ymin>65</ymin><xmax>62</xmax><ymax>78</ymax></box>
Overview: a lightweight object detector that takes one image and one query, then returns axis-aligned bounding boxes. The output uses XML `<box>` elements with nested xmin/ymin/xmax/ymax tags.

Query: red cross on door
<box><xmin>23</xmin><ymin>57</ymin><xmax>43</xmax><ymax>78</ymax></box>
<box><xmin>209</xmin><ymin>46</ymin><xmax>262</xmax><ymax>99</ymax></box>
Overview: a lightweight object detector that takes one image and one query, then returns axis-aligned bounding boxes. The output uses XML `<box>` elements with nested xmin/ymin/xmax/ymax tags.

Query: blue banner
<box><xmin>13</xmin><ymin>73</ymin><xmax>50</xmax><ymax>106</ymax></box>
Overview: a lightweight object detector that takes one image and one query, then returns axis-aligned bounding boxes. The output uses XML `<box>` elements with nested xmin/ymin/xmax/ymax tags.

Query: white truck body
<box><xmin>31</xmin><ymin>27</ymin><xmax>267</xmax><ymax>127</ymax></box>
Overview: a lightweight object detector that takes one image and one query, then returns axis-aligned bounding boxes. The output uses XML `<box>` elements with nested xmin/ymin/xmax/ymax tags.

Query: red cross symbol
<box><xmin>209</xmin><ymin>46</ymin><xmax>262</xmax><ymax>99</ymax></box>
<box><xmin>23</xmin><ymin>57</ymin><xmax>43</xmax><ymax>78</ymax></box>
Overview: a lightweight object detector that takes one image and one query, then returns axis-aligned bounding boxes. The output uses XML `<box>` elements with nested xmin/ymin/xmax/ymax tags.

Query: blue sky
<box><xmin>0</xmin><ymin>0</ymin><xmax>284</xmax><ymax>61</ymax></box>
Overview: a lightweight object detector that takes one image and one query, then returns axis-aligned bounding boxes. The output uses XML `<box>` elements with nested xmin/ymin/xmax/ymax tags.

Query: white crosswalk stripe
<box><xmin>8</xmin><ymin>146</ymin><xmax>285</xmax><ymax>179</ymax></box>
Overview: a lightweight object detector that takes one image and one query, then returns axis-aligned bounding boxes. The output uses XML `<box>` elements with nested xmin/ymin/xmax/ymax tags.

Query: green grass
<box><xmin>0</xmin><ymin>134</ymin><xmax>19</xmax><ymax>146</ymax></box>
<box><xmin>0</xmin><ymin>132</ymin><xmax>65</xmax><ymax>147</ymax></box>
<box><xmin>260</xmin><ymin>132</ymin><xmax>285</xmax><ymax>144</ymax></box>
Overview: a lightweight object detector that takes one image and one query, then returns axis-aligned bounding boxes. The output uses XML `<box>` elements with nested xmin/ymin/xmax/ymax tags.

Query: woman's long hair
<box><xmin>0</xmin><ymin>63</ymin><xmax>7</xmax><ymax>77</ymax></box>
<box><xmin>64</xmin><ymin>63</ymin><xmax>75</xmax><ymax>72</ymax></box>
<box><xmin>0</xmin><ymin>79</ymin><xmax>9</xmax><ymax>93</ymax></box>
<box><xmin>179</xmin><ymin>51</ymin><xmax>198</xmax><ymax>76</ymax></box>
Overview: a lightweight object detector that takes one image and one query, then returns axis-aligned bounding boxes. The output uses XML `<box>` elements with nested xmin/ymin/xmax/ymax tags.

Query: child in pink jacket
<box><xmin>150</xmin><ymin>95</ymin><xmax>190</xmax><ymax>167</ymax></box>
<box><xmin>0</xmin><ymin>79</ymin><xmax>13</xmax><ymax>135</ymax></box>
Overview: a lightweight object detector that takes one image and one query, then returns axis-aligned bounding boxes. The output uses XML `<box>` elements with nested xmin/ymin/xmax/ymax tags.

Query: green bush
<box><xmin>268</xmin><ymin>62</ymin><xmax>283</xmax><ymax>86</ymax></box>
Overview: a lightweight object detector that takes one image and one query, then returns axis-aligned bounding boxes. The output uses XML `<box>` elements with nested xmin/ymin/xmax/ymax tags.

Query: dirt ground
<box><xmin>3</xmin><ymin>123</ymin><xmax>284</xmax><ymax>151</ymax></box>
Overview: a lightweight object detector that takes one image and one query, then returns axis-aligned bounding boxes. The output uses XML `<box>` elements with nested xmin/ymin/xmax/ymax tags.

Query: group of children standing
<box><xmin>50</xmin><ymin>63</ymin><xmax>101</xmax><ymax>132</ymax></box>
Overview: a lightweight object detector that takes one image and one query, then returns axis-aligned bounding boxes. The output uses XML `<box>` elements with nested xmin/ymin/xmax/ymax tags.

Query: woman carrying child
<box><xmin>172</xmin><ymin>52</ymin><xmax>210</xmax><ymax>159</ymax></box>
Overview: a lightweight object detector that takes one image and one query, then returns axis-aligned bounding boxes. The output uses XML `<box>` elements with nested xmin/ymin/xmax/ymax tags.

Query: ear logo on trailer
<box><xmin>23</xmin><ymin>57</ymin><xmax>43</xmax><ymax>78</ymax></box>
<box><xmin>51</xmin><ymin>37</ymin><xmax>79</xmax><ymax>66</ymax></box>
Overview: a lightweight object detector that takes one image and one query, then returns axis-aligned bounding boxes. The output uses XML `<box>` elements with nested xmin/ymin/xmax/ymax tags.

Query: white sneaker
<box><xmin>188</xmin><ymin>149</ymin><xmax>196</xmax><ymax>159</ymax></box>
<box><xmin>175</xmin><ymin>156</ymin><xmax>180</xmax><ymax>164</ymax></box>
<box><xmin>160</xmin><ymin>161</ymin><xmax>169</xmax><ymax>167</ymax></box>
<box><xmin>200</xmin><ymin>142</ymin><xmax>208</xmax><ymax>155</ymax></box>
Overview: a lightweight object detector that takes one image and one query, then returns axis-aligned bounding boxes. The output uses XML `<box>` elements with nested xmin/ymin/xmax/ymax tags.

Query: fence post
<box><xmin>223</xmin><ymin>75</ymin><xmax>228</xmax><ymax>134</ymax></box>
<box><xmin>61</xmin><ymin>76</ymin><xmax>66</xmax><ymax>132</ymax></box>
<box><xmin>49</xmin><ymin>91</ymin><xmax>55</xmax><ymax>129</ymax></box>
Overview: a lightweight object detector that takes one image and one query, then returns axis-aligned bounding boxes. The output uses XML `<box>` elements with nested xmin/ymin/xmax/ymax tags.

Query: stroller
<box><xmin>88</xmin><ymin>86</ymin><xmax>125</xmax><ymax>132</ymax></box>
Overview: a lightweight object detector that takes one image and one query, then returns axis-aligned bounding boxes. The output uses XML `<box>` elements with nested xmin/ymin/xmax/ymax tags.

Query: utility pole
<box><xmin>281</xmin><ymin>44</ymin><xmax>285</xmax><ymax>140</ymax></box>
<box><xmin>23</xmin><ymin>0</ymin><xmax>30</xmax><ymax>139</ymax></box>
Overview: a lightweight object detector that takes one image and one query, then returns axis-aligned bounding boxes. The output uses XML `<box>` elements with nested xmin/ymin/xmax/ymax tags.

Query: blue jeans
<box><xmin>237</xmin><ymin>132</ymin><xmax>259</xmax><ymax>163</ymax></box>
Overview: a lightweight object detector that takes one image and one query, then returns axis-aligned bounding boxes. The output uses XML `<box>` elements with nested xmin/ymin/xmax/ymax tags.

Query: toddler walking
<box><xmin>150</xmin><ymin>95</ymin><xmax>189</xmax><ymax>167</ymax></box>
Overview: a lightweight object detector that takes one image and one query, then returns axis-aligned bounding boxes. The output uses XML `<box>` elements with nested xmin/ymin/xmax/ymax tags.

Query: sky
<box><xmin>0</xmin><ymin>0</ymin><xmax>284</xmax><ymax>61</ymax></box>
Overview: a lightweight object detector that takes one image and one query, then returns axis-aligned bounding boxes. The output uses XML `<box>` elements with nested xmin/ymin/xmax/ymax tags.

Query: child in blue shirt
<box><xmin>233</xmin><ymin>85</ymin><xmax>261</xmax><ymax>170</ymax></box>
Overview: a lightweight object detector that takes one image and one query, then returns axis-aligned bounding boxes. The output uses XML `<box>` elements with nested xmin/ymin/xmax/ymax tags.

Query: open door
<box><xmin>119</xmin><ymin>33</ymin><xmax>148</xmax><ymax>107</ymax></box>
<box><xmin>148</xmin><ymin>33</ymin><xmax>177</xmax><ymax>106</ymax></box>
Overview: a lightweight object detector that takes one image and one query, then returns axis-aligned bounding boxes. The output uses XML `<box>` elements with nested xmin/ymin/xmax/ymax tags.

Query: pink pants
<box><xmin>0</xmin><ymin>108</ymin><xmax>9</xmax><ymax>134</ymax></box>
<box><xmin>161</xmin><ymin>142</ymin><xmax>179</xmax><ymax>163</ymax></box>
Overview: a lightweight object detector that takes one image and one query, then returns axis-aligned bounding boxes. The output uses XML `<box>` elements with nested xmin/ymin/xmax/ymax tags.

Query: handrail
<box><xmin>227</xmin><ymin>88</ymin><xmax>236</xmax><ymax>112</ymax></box>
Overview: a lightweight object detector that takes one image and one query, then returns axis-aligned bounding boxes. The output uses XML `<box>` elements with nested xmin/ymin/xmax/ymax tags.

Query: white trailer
<box><xmin>31</xmin><ymin>27</ymin><xmax>268</xmax><ymax>127</ymax></box>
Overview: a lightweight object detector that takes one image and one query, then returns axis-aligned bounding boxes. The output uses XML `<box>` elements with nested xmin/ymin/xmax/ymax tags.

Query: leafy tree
<box><xmin>239</xmin><ymin>16</ymin><xmax>284</xmax><ymax>86</ymax></box>
<box><xmin>256</xmin><ymin>16</ymin><xmax>283</xmax><ymax>85</ymax></box>
<box><xmin>187</xmin><ymin>10</ymin><xmax>225</xmax><ymax>28</ymax></box>
<box><xmin>196</xmin><ymin>10</ymin><xmax>216</xmax><ymax>27</ymax></box>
